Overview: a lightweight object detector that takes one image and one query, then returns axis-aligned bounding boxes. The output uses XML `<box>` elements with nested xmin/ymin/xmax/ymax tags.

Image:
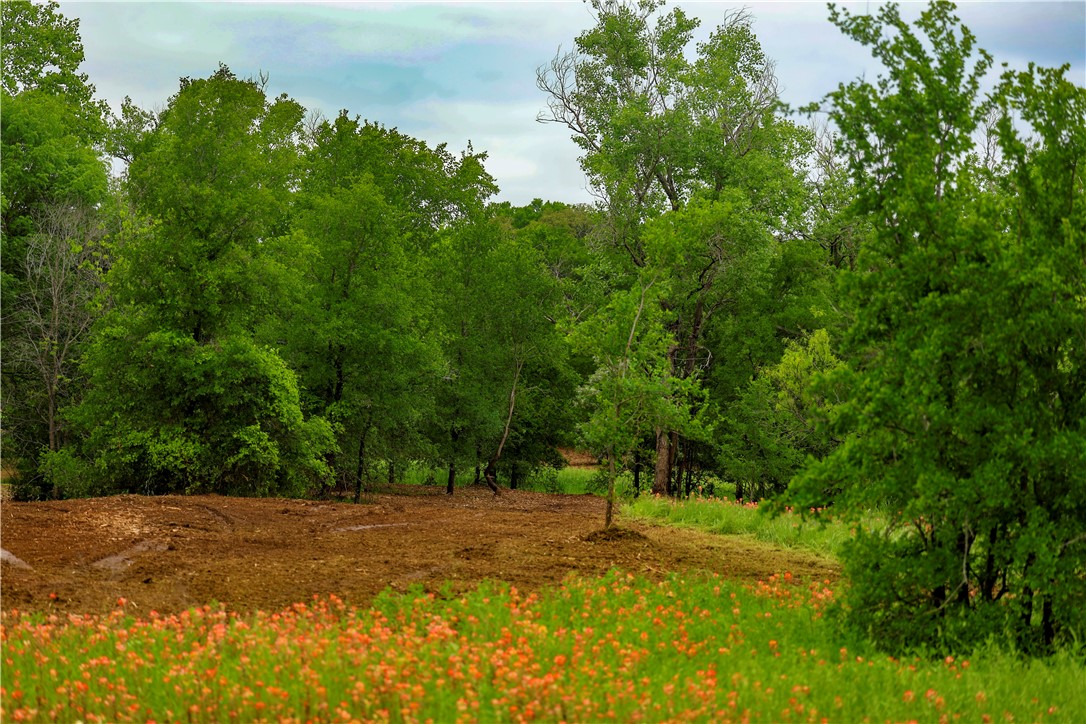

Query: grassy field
<box><xmin>3</xmin><ymin>570</ymin><xmax>1082</xmax><ymax>722</ymax></box>
<box><xmin>623</xmin><ymin>494</ymin><xmax>858</xmax><ymax>559</ymax></box>
<box><xmin>393</xmin><ymin>463</ymin><xmax>601</xmax><ymax>496</ymax></box>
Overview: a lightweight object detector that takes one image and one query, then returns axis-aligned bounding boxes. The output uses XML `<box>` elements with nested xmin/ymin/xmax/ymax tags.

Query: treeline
<box><xmin>3</xmin><ymin>0</ymin><xmax>1083</xmax><ymax>655</ymax></box>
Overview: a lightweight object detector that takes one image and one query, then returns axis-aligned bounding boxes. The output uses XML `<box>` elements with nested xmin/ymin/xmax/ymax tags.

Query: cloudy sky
<box><xmin>58</xmin><ymin>1</ymin><xmax>1085</xmax><ymax>205</ymax></box>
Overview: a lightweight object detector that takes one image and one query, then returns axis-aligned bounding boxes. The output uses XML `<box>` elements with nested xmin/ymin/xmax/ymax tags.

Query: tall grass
<box><xmin>623</xmin><ymin>494</ymin><xmax>860</xmax><ymax>559</ymax></box>
<box><xmin>3</xmin><ymin>572</ymin><xmax>1081</xmax><ymax>722</ymax></box>
<box><xmin>519</xmin><ymin>466</ymin><xmax>600</xmax><ymax>495</ymax></box>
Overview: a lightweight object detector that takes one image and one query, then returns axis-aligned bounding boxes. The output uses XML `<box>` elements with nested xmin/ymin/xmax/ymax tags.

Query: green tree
<box><xmin>70</xmin><ymin>66</ymin><xmax>333</xmax><ymax>496</ymax></box>
<box><xmin>279</xmin><ymin>113</ymin><xmax>499</xmax><ymax>497</ymax></box>
<box><xmin>1</xmin><ymin>0</ymin><xmax>110</xmax><ymax>493</ymax></box>
<box><xmin>429</xmin><ymin>217</ymin><xmax>564</xmax><ymax>495</ymax></box>
<box><xmin>574</xmin><ymin>273</ymin><xmax>706</xmax><ymax>527</ymax></box>
<box><xmin>282</xmin><ymin>175</ymin><xmax>436</xmax><ymax>497</ymax></box>
<box><xmin>786</xmin><ymin>1</ymin><xmax>1086</xmax><ymax>654</ymax></box>
<box><xmin>720</xmin><ymin>329</ymin><xmax>844</xmax><ymax>501</ymax></box>
<box><xmin>494</xmin><ymin>201</ymin><xmax>601</xmax><ymax>483</ymax></box>
<box><xmin>3</xmin><ymin>1</ymin><xmax>86</xmax><ymax>93</ymax></box>
<box><xmin>539</xmin><ymin>0</ymin><xmax>817</xmax><ymax>493</ymax></box>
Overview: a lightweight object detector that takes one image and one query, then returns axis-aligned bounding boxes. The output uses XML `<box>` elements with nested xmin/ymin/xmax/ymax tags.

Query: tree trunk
<box><xmin>683</xmin><ymin>451</ymin><xmax>694</xmax><ymax>497</ymax></box>
<box><xmin>1042</xmin><ymin>596</ymin><xmax>1055</xmax><ymax>649</ymax></box>
<box><xmin>388</xmin><ymin>460</ymin><xmax>395</xmax><ymax>486</ymax></box>
<box><xmin>605</xmin><ymin>447</ymin><xmax>617</xmax><ymax>529</ymax></box>
<box><xmin>447</xmin><ymin>426</ymin><xmax>460</xmax><ymax>495</ymax></box>
<box><xmin>669</xmin><ymin>430</ymin><xmax>680</xmax><ymax>493</ymax></box>
<box><xmin>353</xmin><ymin>428</ymin><xmax>368</xmax><ymax>504</ymax></box>
<box><xmin>632</xmin><ymin>448</ymin><xmax>641</xmax><ymax>497</ymax></box>
<box><xmin>652</xmin><ymin>427</ymin><xmax>670</xmax><ymax>495</ymax></box>
<box><xmin>510</xmin><ymin>463</ymin><xmax>520</xmax><ymax>490</ymax></box>
<box><xmin>48</xmin><ymin>383</ymin><xmax>59</xmax><ymax>499</ymax></box>
<box><xmin>483</xmin><ymin>360</ymin><xmax>522</xmax><ymax>496</ymax></box>
<box><xmin>482</xmin><ymin>459</ymin><xmax>501</xmax><ymax>495</ymax></box>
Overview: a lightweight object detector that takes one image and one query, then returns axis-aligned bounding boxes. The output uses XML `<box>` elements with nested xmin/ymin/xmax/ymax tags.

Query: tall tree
<box><xmin>13</xmin><ymin>204</ymin><xmax>104</xmax><ymax>457</ymax></box>
<box><xmin>1</xmin><ymin>0</ymin><xmax>109</xmax><ymax>495</ymax></box>
<box><xmin>71</xmin><ymin>66</ymin><xmax>334</xmax><ymax>496</ymax></box>
<box><xmin>539</xmin><ymin>0</ymin><xmax>814</xmax><ymax>493</ymax></box>
<box><xmin>429</xmin><ymin>218</ymin><xmax>562</xmax><ymax>495</ymax></box>
<box><xmin>279</xmin><ymin>113</ymin><xmax>497</xmax><ymax>497</ymax></box>
<box><xmin>786</xmin><ymin>1</ymin><xmax>1086</xmax><ymax>654</ymax></box>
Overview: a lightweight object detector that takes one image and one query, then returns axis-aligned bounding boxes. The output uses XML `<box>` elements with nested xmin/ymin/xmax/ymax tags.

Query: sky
<box><xmin>58</xmin><ymin>1</ymin><xmax>1086</xmax><ymax>206</ymax></box>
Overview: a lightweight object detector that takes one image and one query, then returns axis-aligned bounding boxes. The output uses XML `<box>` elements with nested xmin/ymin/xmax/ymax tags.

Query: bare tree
<box><xmin>14</xmin><ymin>203</ymin><xmax>105</xmax><ymax>462</ymax></box>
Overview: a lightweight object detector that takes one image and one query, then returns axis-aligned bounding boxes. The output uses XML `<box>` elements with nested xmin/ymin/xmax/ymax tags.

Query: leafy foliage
<box><xmin>785</xmin><ymin>1</ymin><xmax>1086</xmax><ymax>654</ymax></box>
<box><xmin>1</xmin><ymin>1</ymin><xmax>110</xmax><ymax>494</ymax></box>
<box><xmin>721</xmin><ymin>329</ymin><xmax>844</xmax><ymax>501</ymax></box>
<box><xmin>69</xmin><ymin>67</ymin><xmax>333</xmax><ymax>496</ymax></box>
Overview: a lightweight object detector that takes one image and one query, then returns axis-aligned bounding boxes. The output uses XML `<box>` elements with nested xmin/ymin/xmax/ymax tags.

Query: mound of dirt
<box><xmin>0</xmin><ymin>486</ymin><xmax>837</xmax><ymax>616</ymax></box>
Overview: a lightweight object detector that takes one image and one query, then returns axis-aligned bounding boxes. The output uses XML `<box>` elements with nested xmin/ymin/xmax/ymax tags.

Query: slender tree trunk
<box><xmin>652</xmin><ymin>427</ymin><xmax>670</xmax><ymax>495</ymax></box>
<box><xmin>483</xmin><ymin>360</ymin><xmax>523</xmax><ymax>496</ymax></box>
<box><xmin>48</xmin><ymin>382</ymin><xmax>60</xmax><ymax>499</ymax></box>
<box><xmin>47</xmin><ymin>385</ymin><xmax>58</xmax><ymax>453</ymax></box>
<box><xmin>669</xmin><ymin>430</ymin><xmax>680</xmax><ymax>493</ymax></box>
<box><xmin>510</xmin><ymin>463</ymin><xmax>519</xmax><ymax>490</ymax></box>
<box><xmin>447</xmin><ymin>426</ymin><xmax>460</xmax><ymax>495</ymax></box>
<box><xmin>353</xmin><ymin>428</ymin><xmax>369</xmax><ymax>504</ymax></box>
<box><xmin>1042</xmin><ymin>596</ymin><xmax>1055</xmax><ymax>649</ymax></box>
<box><xmin>388</xmin><ymin>460</ymin><xmax>395</xmax><ymax>486</ymax></box>
<box><xmin>632</xmin><ymin>448</ymin><xmax>641</xmax><ymax>496</ymax></box>
<box><xmin>605</xmin><ymin>446</ymin><xmax>617</xmax><ymax>529</ymax></box>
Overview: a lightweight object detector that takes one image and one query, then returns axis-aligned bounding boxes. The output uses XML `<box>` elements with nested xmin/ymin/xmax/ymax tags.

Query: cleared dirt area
<box><xmin>1</xmin><ymin>485</ymin><xmax>837</xmax><ymax>616</ymax></box>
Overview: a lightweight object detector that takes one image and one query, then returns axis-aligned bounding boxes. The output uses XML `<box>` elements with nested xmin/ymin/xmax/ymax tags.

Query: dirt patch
<box><xmin>582</xmin><ymin>526</ymin><xmax>649</xmax><ymax>543</ymax></box>
<box><xmin>0</xmin><ymin>486</ymin><xmax>837</xmax><ymax>616</ymax></box>
<box><xmin>558</xmin><ymin>448</ymin><xmax>600</xmax><ymax>468</ymax></box>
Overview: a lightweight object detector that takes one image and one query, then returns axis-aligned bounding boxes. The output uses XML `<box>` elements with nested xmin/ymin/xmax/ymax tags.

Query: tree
<box><xmin>1</xmin><ymin>0</ymin><xmax>110</xmax><ymax>494</ymax></box>
<box><xmin>574</xmin><ymin>273</ymin><xmax>705</xmax><ymax>527</ymax></box>
<box><xmin>539</xmin><ymin>0</ymin><xmax>815</xmax><ymax>493</ymax></box>
<box><xmin>278</xmin><ymin>112</ymin><xmax>501</xmax><ymax>498</ymax></box>
<box><xmin>280</xmin><ymin>170</ymin><xmax>440</xmax><ymax>499</ymax></box>
<box><xmin>71</xmin><ymin>66</ymin><xmax>334</xmax><ymax>495</ymax></box>
<box><xmin>785</xmin><ymin>1</ymin><xmax>1086</xmax><ymax>654</ymax></box>
<box><xmin>429</xmin><ymin>218</ymin><xmax>563</xmax><ymax>495</ymax></box>
<box><xmin>14</xmin><ymin>205</ymin><xmax>104</xmax><ymax>454</ymax></box>
<box><xmin>0</xmin><ymin>0</ymin><xmax>106</xmax><ymax>132</ymax></box>
<box><xmin>720</xmin><ymin>329</ymin><xmax>844</xmax><ymax>501</ymax></box>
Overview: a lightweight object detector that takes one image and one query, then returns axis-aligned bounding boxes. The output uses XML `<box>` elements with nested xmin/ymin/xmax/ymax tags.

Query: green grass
<box><xmin>519</xmin><ymin>466</ymin><xmax>600</xmax><ymax>495</ymax></box>
<box><xmin>623</xmin><ymin>494</ymin><xmax>863</xmax><ymax>559</ymax></box>
<box><xmin>3</xmin><ymin>572</ymin><xmax>1081</xmax><ymax>722</ymax></box>
<box><xmin>388</xmin><ymin>462</ymin><xmax>603</xmax><ymax>496</ymax></box>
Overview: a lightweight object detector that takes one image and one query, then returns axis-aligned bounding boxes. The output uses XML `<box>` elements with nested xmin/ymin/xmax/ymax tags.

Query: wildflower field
<box><xmin>4</xmin><ymin>570</ymin><xmax>1082</xmax><ymax>723</ymax></box>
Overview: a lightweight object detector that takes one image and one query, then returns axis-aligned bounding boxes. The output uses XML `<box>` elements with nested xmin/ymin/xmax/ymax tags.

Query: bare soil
<box><xmin>1</xmin><ymin>485</ymin><xmax>837</xmax><ymax>616</ymax></box>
